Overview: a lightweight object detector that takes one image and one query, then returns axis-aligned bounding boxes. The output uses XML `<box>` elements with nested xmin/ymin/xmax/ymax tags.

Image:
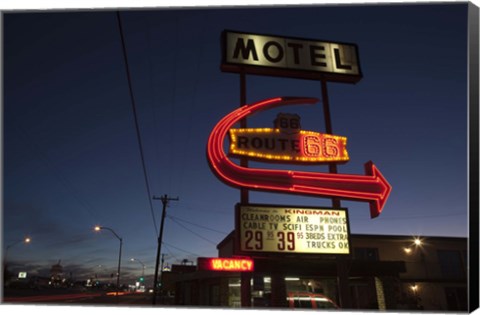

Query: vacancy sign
<box><xmin>237</xmin><ymin>204</ymin><xmax>350</xmax><ymax>255</ymax></box>
<box><xmin>197</xmin><ymin>257</ymin><xmax>254</xmax><ymax>272</ymax></box>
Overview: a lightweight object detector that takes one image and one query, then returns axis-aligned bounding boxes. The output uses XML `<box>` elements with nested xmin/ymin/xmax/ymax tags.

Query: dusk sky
<box><xmin>2</xmin><ymin>2</ymin><xmax>472</xmax><ymax>287</ymax></box>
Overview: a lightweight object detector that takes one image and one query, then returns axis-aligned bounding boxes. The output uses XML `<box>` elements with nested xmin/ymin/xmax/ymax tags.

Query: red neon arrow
<box><xmin>207</xmin><ymin>97</ymin><xmax>392</xmax><ymax>218</ymax></box>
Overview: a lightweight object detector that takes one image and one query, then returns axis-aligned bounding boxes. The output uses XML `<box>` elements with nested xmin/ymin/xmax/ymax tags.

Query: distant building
<box><xmin>50</xmin><ymin>260</ymin><xmax>65</xmax><ymax>287</ymax></box>
<box><xmin>163</xmin><ymin>233</ymin><xmax>467</xmax><ymax>311</ymax></box>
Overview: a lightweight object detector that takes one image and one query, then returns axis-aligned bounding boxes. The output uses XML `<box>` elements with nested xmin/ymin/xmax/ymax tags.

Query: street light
<box><xmin>3</xmin><ymin>237</ymin><xmax>31</xmax><ymax>283</ymax></box>
<box><xmin>94</xmin><ymin>226</ymin><xmax>123</xmax><ymax>301</ymax></box>
<box><xmin>4</xmin><ymin>237</ymin><xmax>31</xmax><ymax>265</ymax></box>
<box><xmin>130</xmin><ymin>258</ymin><xmax>146</xmax><ymax>280</ymax></box>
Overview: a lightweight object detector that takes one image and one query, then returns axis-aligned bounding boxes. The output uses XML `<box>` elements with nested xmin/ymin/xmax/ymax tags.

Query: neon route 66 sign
<box><xmin>207</xmin><ymin>97</ymin><xmax>392</xmax><ymax>218</ymax></box>
<box><xmin>228</xmin><ymin>113</ymin><xmax>349</xmax><ymax>164</ymax></box>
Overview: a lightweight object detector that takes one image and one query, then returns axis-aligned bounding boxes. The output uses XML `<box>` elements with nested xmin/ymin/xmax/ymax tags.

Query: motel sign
<box><xmin>221</xmin><ymin>30</ymin><xmax>362</xmax><ymax>83</ymax></box>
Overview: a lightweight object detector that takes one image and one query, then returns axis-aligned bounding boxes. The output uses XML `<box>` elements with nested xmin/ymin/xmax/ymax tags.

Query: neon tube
<box><xmin>206</xmin><ymin>97</ymin><xmax>392</xmax><ymax>218</ymax></box>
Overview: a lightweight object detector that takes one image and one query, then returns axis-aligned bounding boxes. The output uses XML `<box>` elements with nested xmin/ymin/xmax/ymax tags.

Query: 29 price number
<box><xmin>244</xmin><ymin>230</ymin><xmax>295</xmax><ymax>252</ymax></box>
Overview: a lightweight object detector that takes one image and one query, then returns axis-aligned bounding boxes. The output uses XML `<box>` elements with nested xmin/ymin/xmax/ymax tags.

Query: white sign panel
<box><xmin>237</xmin><ymin>204</ymin><xmax>350</xmax><ymax>255</ymax></box>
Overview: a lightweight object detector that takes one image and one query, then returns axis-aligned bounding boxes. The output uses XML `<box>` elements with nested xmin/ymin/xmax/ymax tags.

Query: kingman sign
<box><xmin>237</xmin><ymin>204</ymin><xmax>351</xmax><ymax>255</ymax></box>
<box><xmin>221</xmin><ymin>30</ymin><xmax>362</xmax><ymax>83</ymax></box>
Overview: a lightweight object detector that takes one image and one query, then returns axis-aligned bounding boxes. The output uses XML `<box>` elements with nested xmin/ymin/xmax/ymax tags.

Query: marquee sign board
<box><xmin>221</xmin><ymin>30</ymin><xmax>362</xmax><ymax>83</ymax></box>
<box><xmin>236</xmin><ymin>204</ymin><xmax>350</xmax><ymax>255</ymax></box>
<box><xmin>229</xmin><ymin>113</ymin><xmax>349</xmax><ymax>164</ymax></box>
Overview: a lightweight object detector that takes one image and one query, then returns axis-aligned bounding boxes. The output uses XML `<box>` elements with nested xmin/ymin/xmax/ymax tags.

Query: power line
<box><xmin>355</xmin><ymin>213</ymin><xmax>465</xmax><ymax>221</ymax></box>
<box><xmin>175</xmin><ymin>20</ymin><xmax>205</xmax><ymax>197</ymax></box>
<box><xmin>11</xmin><ymin>124</ymin><xmax>102</xmax><ymax>222</ymax></box>
<box><xmin>116</xmin><ymin>11</ymin><xmax>158</xmax><ymax>237</ymax></box>
<box><xmin>162</xmin><ymin>241</ymin><xmax>201</xmax><ymax>257</ymax></box>
<box><xmin>162</xmin><ymin>244</ymin><xmax>180</xmax><ymax>263</ymax></box>
<box><xmin>167</xmin><ymin>214</ymin><xmax>229</xmax><ymax>235</ymax></box>
<box><xmin>166</xmin><ymin>17</ymin><xmax>179</xmax><ymax>194</ymax></box>
<box><xmin>168</xmin><ymin>216</ymin><xmax>218</xmax><ymax>245</ymax></box>
<box><xmin>169</xmin><ymin>202</ymin><xmax>231</xmax><ymax>216</ymax></box>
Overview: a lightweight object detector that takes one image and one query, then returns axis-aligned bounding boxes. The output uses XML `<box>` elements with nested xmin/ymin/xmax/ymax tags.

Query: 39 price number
<box><xmin>244</xmin><ymin>230</ymin><xmax>296</xmax><ymax>252</ymax></box>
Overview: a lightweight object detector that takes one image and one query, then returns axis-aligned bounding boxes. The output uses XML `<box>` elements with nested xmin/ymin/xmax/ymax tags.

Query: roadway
<box><xmin>3</xmin><ymin>290</ymin><xmax>156</xmax><ymax>306</ymax></box>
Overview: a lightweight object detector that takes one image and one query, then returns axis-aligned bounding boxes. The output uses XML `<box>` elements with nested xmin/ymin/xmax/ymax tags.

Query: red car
<box><xmin>287</xmin><ymin>292</ymin><xmax>340</xmax><ymax>309</ymax></box>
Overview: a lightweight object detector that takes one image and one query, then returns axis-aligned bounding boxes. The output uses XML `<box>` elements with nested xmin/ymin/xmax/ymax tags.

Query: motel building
<box><xmin>160</xmin><ymin>232</ymin><xmax>467</xmax><ymax>312</ymax></box>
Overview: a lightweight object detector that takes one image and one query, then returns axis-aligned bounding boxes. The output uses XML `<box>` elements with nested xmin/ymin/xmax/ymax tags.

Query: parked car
<box><xmin>287</xmin><ymin>292</ymin><xmax>340</xmax><ymax>309</ymax></box>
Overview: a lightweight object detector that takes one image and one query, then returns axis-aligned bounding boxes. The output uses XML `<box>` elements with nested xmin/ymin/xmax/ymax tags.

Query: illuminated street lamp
<box><xmin>3</xmin><ymin>237</ymin><xmax>31</xmax><ymax>280</ymax></box>
<box><xmin>94</xmin><ymin>226</ymin><xmax>123</xmax><ymax>301</ymax></box>
<box><xmin>4</xmin><ymin>237</ymin><xmax>31</xmax><ymax>264</ymax></box>
<box><xmin>130</xmin><ymin>258</ymin><xmax>145</xmax><ymax>280</ymax></box>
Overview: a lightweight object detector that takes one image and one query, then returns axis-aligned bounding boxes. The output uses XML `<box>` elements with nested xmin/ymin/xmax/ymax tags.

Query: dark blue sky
<box><xmin>2</xmin><ymin>3</ymin><xmax>470</xmax><ymax>284</ymax></box>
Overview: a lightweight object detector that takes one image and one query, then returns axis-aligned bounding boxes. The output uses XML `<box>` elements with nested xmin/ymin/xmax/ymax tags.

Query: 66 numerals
<box><xmin>244</xmin><ymin>230</ymin><xmax>295</xmax><ymax>251</ymax></box>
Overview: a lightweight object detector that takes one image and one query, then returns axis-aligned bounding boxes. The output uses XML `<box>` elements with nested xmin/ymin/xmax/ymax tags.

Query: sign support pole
<box><xmin>321</xmin><ymin>79</ymin><xmax>340</xmax><ymax>196</ymax></box>
<box><xmin>321</xmin><ymin>80</ymin><xmax>351</xmax><ymax>309</ymax></box>
<box><xmin>239</xmin><ymin>71</ymin><xmax>252</xmax><ymax>307</ymax></box>
<box><xmin>239</xmin><ymin>71</ymin><xmax>249</xmax><ymax>205</ymax></box>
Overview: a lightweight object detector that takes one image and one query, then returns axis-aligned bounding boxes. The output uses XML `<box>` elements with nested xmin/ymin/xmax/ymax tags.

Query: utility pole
<box><xmin>161</xmin><ymin>254</ymin><xmax>166</xmax><ymax>271</ymax></box>
<box><xmin>152</xmin><ymin>194</ymin><xmax>179</xmax><ymax>305</ymax></box>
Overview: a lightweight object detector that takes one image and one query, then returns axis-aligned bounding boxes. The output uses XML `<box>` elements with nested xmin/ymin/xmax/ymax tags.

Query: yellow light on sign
<box><xmin>229</xmin><ymin>128</ymin><xmax>349</xmax><ymax>164</ymax></box>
